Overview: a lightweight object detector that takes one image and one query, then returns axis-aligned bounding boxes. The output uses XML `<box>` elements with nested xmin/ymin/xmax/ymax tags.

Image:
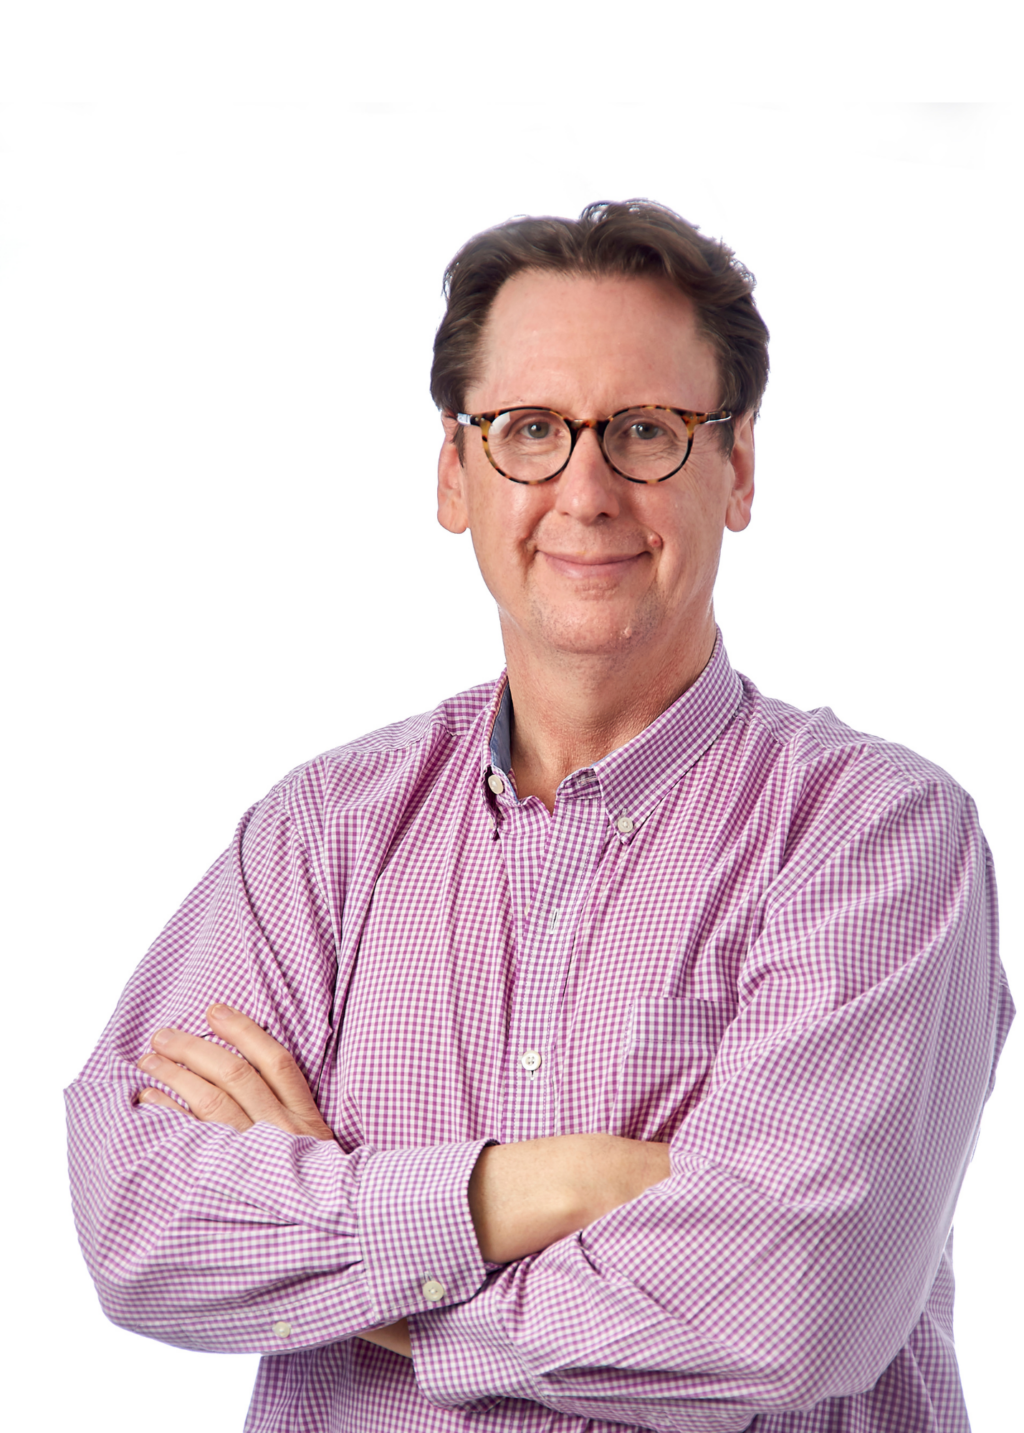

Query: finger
<box><xmin>147</xmin><ymin>1025</ymin><xmax>288</xmax><ymax>1127</ymax></box>
<box><xmin>137</xmin><ymin>1048</ymin><xmax>255</xmax><ymax>1132</ymax></box>
<box><xmin>137</xmin><ymin>1087</ymin><xmax>194</xmax><ymax>1118</ymax></box>
<box><xmin>145</xmin><ymin>1020</ymin><xmax>335</xmax><ymax>1141</ymax></box>
<box><xmin>206</xmin><ymin>1004</ymin><xmax>334</xmax><ymax>1139</ymax></box>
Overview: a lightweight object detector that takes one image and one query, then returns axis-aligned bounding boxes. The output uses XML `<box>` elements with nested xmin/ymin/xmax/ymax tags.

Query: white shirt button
<box><xmin>615</xmin><ymin>816</ymin><xmax>635</xmax><ymax>835</ymax></box>
<box><xmin>422</xmin><ymin>1278</ymin><xmax>445</xmax><ymax>1302</ymax></box>
<box><xmin>272</xmin><ymin>1320</ymin><xmax>292</xmax><ymax>1339</ymax></box>
<box><xmin>487</xmin><ymin>773</ymin><xmax>505</xmax><ymax>795</ymax></box>
<box><xmin>520</xmin><ymin>1049</ymin><xmax>542</xmax><ymax>1072</ymax></box>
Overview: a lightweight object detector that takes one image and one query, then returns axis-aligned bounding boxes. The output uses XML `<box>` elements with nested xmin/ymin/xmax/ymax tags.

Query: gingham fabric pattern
<box><xmin>65</xmin><ymin>634</ymin><xmax>1013</xmax><ymax>1432</ymax></box>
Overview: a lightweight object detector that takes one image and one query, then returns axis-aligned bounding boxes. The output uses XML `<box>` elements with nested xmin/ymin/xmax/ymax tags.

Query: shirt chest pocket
<box><xmin>612</xmin><ymin>996</ymin><xmax>732</xmax><ymax>1142</ymax></box>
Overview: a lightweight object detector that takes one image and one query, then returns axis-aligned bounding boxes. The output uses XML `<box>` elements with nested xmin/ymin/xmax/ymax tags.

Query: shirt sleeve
<box><xmin>64</xmin><ymin>781</ymin><xmax>491</xmax><ymax>1354</ymax></box>
<box><xmin>409</xmin><ymin>778</ymin><xmax>1015</xmax><ymax>1427</ymax></box>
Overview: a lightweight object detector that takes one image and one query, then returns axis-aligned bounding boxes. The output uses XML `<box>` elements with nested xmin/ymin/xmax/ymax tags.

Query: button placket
<box><xmin>501</xmin><ymin>792</ymin><xmax>608</xmax><ymax>1143</ymax></box>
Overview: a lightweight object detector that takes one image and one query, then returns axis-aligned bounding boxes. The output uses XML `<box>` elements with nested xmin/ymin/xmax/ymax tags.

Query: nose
<box><xmin>554</xmin><ymin>426</ymin><xmax>621</xmax><ymax>522</ymax></box>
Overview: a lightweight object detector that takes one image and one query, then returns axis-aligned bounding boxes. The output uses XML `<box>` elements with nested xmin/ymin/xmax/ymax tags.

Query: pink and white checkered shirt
<box><xmin>66</xmin><ymin>635</ymin><xmax>1013</xmax><ymax>1432</ymax></box>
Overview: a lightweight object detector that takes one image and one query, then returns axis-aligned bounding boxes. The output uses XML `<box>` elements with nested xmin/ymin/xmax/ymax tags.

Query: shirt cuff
<box><xmin>409</xmin><ymin>1269</ymin><xmax>539</xmax><ymax>1410</ymax></box>
<box><xmin>355</xmin><ymin>1139</ymin><xmax>493</xmax><ymax>1324</ymax></box>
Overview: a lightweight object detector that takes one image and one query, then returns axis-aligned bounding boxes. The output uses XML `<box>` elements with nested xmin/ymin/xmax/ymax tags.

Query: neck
<box><xmin>502</xmin><ymin>614</ymin><xmax>717</xmax><ymax>813</ymax></box>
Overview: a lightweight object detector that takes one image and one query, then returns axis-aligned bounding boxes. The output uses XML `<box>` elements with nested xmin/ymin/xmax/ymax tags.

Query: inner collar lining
<box><xmin>488</xmin><ymin>680</ymin><xmax>513</xmax><ymax>774</ymax></box>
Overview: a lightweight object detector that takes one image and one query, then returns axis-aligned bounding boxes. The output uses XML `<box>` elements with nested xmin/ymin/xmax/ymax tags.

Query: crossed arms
<box><xmin>65</xmin><ymin>767</ymin><xmax>1012</xmax><ymax>1425</ymax></box>
<box><xmin>136</xmin><ymin>1003</ymin><xmax>672</xmax><ymax>1358</ymax></box>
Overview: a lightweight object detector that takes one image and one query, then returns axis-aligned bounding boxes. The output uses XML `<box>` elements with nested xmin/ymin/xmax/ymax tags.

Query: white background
<box><xmin>1</xmin><ymin>7</ymin><xmax>1021</xmax><ymax>1430</ymax></box>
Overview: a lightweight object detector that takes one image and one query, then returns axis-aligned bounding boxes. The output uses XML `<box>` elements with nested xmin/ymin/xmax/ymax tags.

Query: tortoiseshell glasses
<box><xmin>456</xmin><ymin>405</ymin><xmax>732</xmax><ymax>485</ymax></box>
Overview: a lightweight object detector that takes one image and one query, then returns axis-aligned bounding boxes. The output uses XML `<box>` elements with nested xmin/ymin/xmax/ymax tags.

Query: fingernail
<box><xmin>151</xmin><ymin>1028</ymin><xmax>172</xmax><ymax>1048</ymax></box>
<box><xmin>209</xmin><ymin>1003</ymin><xmax>233</xmax><ymax>1019</ymax></box>
<box><xmin>139</xmin><ymin>1053</ymin><xmax>161</xmax><ymax>1071</ymax></box>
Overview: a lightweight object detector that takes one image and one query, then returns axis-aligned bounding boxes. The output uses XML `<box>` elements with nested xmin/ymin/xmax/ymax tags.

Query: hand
<box><xmin>135</xmin><ymin>1003</ymin><xmax>335</xmax><ymax>1141</ymax></box>
<box><xmin>469</xmin><ymin>1133</ymin><xmax>671</xmax><ymax>1264</ymax></box>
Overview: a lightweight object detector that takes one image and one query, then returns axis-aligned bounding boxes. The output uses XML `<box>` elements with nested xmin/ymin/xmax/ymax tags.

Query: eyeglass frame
<box><xmin>455</xmin><ymin>404</ymin><xmax>733</xmax><ymax>485</ymax></box>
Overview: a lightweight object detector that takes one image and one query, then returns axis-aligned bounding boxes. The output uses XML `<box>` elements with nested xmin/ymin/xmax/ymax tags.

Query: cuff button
<box><xmin>272</xmin><ymin>1320</ymin><xmax>292</xmax><ymax>1339</ymax></box>
<box><xmin>421</xmin><ymin>1278</ymin><xmax>445</xmax><ymax>1302</ymax></box>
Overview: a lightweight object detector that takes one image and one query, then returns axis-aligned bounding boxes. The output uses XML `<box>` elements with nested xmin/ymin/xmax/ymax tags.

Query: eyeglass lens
<box><xmin>487</xmin><ymin>408</ymin><xmax>691</xmax><ymax>482</ymax></box>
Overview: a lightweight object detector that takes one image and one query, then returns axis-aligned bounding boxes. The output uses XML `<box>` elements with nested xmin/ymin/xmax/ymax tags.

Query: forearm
<box><xmin>357</xmin><ymin>1132</ymin><xmax>672</xmax><ymax>1361</ymax></box>
<box><xmin>67</xmin><ymin>1068</ymin><xmax>492</xmax><ymax>1353</ymax></box>
<box><xmin>468</xmin><ymin>1133</ymin><xmax>672</xmax><ymax>1263</ymax></box>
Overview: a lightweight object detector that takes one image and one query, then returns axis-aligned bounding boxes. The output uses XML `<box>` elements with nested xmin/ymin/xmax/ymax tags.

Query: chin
<box><xmin>515</xmin><ymin>592</ymin><xmax>666</xmax><ymax>662</ymax></box>
<box><xmin>541</xmin><ymin>618</ymin><xmax>654</xmax><ymax>659</ymax></box>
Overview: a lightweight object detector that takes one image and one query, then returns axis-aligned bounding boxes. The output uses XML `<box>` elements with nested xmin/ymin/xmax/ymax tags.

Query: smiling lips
<box><xmin>540</xmin><ymin>550</ymin><xmax>648</xmax><ymax>580</ymax></box>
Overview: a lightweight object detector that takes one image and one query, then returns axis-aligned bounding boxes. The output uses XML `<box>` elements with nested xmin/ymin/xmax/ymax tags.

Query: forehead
<box><xmin>471</xmin><ymin>268</ymin><xmax>719</xmax><ymax>411</ymax></box>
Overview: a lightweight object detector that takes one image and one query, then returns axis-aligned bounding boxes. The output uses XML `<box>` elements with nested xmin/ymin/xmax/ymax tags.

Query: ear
<box><xmin>437</xmin><ymin>412</ymin><xmax>469</xmax><ymax>534</ymax></box>
<box><xmin>724</xmin><ymin>412</ymin><xmax>755</xmax><ymax>533</ymax></box>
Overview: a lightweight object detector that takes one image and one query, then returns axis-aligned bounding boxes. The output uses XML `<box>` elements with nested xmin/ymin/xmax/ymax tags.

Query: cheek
<box><xmin>467</xmin><ymin>479</ymin><xmax>547</xmax><ymax>548</ymax></box>
<box><xmin>649</xmin><ymin>493</ymin><xmax>727</xmax><ymax>582</ymax></box>
<box><xmin>670</xmin><ymin>462</ymin><xmax>733</xmax><ymax>535</ymax></box>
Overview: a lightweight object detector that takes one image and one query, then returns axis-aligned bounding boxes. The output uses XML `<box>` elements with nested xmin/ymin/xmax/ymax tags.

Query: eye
<box><xmin>499</xmin><ymin>410</ymin><xmax>566</xmax><ymax>445</ymax></box>
<box><xmin>628</xmin><ymin>421</ymin><xmax>664</xmax><ymax>442</ymax></box>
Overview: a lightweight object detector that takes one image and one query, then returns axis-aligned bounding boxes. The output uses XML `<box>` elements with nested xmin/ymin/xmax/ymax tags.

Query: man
<box><xmin>66</xmin><ymin>201</ymin><xmax>1013</xmax><ymax>1432</ymax></box>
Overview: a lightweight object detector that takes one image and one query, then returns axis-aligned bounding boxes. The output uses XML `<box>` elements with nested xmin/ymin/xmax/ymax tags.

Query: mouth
<box><xmin>539</xmin><ymin>551</ymin><xmax>648</xmax><ymax>581</ymax></box>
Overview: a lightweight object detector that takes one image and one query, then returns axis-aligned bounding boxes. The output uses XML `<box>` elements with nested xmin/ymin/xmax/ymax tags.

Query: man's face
<box><xmin>437</xmin><ymin>269</ymin><xmax>754</xmax><ymax>671</ymax></box>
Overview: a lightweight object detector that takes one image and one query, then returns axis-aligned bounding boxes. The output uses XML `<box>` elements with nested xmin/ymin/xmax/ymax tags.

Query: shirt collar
<box><xmin>482</xmin><ymin>631</ymin><xmax>744</xmax><ymax>836</ymax></box>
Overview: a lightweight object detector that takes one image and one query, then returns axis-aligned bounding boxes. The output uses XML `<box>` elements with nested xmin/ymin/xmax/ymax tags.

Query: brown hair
<box><xmin>430</xmin><ymin>199</ymin><xmax>769</xmax><ymax>457</ymax></box>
